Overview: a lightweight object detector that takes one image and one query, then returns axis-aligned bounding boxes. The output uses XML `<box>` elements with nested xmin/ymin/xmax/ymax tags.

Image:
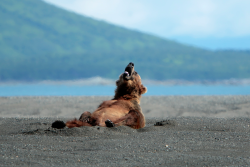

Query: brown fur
<box><xmin>65</xmin><ymin>62</ymin><xmax>147</xmax><ymax>129</ymax></box>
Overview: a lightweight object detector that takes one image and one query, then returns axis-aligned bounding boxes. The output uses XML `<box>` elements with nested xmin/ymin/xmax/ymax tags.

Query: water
<box><xmin>0</xmin><ymin>84</ymin><xmax>250</xmax><ymax>96</ymax></box>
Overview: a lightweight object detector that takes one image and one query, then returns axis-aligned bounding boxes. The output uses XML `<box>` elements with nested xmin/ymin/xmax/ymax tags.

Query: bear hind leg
<box><xmin>79</xmin><ymin>111</ymin><xmax>91</xmax><ymax>122</ymax></box>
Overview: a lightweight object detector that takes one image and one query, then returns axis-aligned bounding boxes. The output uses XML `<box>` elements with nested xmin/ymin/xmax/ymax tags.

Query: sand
<box><xmin>1</xmin><ymin>96</ymin><xmax>250</xmax><ymax>166</ymax></box>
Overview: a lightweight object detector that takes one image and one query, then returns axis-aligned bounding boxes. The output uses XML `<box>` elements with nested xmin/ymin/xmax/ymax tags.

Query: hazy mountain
<box><xmin>0</xmin><ymin>0</ymin><xmax>250</xmax><ymax>81</ymax></box>
<box><xmin>172</xmin><ymin>36</ymin><xmax>250</xmax><ymax>50</ymax></box>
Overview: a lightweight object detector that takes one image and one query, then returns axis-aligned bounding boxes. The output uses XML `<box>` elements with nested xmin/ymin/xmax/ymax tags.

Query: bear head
<box><xmin>114</xmin><ymin>62</ymin><xmax>147</xmax><ymax>101</ymax></box>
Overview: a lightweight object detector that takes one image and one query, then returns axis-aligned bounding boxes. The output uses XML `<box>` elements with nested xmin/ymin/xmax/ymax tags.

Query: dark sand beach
<box><xmin>1</xmin><ymin>96</ymin><xmax>250</xmax><ymax>166</ymax></box>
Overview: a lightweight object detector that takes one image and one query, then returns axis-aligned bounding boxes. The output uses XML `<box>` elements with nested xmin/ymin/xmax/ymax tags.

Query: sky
<box><xmin>43</xmin><ymin>0</ymin><xmax>250</xmax><ymax>50</ymax></box>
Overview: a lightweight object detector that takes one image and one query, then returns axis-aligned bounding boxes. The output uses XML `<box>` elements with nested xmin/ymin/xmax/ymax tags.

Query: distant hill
<box><xmin>0</xmin><ymin>0</ymin><xmax>250</xmax><ymax>81</ymax></box>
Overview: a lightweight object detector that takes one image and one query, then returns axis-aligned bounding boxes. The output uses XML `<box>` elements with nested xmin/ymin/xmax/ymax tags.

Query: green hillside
<box><xmin>0</xmin><ymin>0</ymin><xmax>250</xmax><ymax>81</ymax></box>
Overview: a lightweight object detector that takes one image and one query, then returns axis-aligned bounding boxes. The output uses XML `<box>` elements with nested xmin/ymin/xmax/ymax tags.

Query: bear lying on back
<box><xmin>52</xmin><ymin>62</ymin><xmax>147</xmax><ymax>129</ymax></box>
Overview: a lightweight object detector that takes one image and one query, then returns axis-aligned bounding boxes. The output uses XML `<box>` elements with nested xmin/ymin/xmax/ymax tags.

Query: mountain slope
<box><xmin>0</xmin><ymin>0</ymin><xmax>250</xmax><ymax>81</ymax></box>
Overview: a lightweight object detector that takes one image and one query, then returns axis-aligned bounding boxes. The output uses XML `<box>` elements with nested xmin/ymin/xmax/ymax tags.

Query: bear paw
<box><xmin>105</xmin><ymin>119</ymin><xmax>115</xmax><ymax>127</ymax></box>
<box><xmin>52</xmin><ymin>120</ymin><xmax>66</xmax><ymax>129</ymax></box>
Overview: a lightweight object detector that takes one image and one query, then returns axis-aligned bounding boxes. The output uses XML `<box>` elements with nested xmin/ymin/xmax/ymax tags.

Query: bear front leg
<box><xmin>112</xmin><ymin>110</ymin><xmax>145</xmax><ymax>129</ymax></box>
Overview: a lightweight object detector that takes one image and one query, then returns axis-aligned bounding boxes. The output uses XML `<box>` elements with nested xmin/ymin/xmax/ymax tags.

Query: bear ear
<box><xmin>116</xmin><ymin>80</ymin><xmax>120</xmax><ymax>86</ymax></box>
<box><xmin>140</xmin><ymin>84</ymin><xmax>147</xmax><ymax>94</ymax></box>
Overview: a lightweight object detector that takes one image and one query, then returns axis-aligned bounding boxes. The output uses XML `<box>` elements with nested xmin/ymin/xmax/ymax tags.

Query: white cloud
<box><xmin>44</xmin><ymin>0</ymin><xmax>148</xmax><ymax>26</ymax></box>
<box><xmin>43</xmin><ymin>0</ymin><xmax>250</xmax><ymax>38</ymax></box>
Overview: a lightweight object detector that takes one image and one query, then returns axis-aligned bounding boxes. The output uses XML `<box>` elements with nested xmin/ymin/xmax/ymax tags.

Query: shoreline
<box><xmin>1</xmin><ymin>77</ymin><xmax>250</xmax><ymax>86</ymax></box>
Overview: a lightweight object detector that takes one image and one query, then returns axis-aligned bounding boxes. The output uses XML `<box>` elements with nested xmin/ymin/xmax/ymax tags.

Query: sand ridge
<box><xmin>1</xmin><ymin>117</ymin><xmax>250</xmax><ymax>166</ymax></box>
<box><xmin>1</xmin><ymin>96</ymin><xmax>250</xmax><ymax>166</ymax></box>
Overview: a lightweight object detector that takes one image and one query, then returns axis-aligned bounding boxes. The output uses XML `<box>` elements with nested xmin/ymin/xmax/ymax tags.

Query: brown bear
<box><xmin>52</xmin><ymin>62</ymin><xmax>147</xmax><ymax>129</ymax></box>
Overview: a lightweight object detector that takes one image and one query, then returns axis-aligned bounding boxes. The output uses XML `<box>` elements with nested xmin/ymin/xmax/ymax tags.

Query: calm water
<box><xmin>0</xmin><ymin>84</ymin><xmax>250</xmax><ymax>96</ymax></box>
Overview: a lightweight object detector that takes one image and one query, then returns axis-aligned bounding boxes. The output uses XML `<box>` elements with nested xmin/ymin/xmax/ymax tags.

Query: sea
<box><xmin>0</xmin><ymin>84</ymin><xmax>250</xmax><ymax>96</ymax></box>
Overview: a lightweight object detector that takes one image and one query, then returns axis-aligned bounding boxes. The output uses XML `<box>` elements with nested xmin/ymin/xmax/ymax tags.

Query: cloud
<box><xmin>44</xmin><ymin>0</ymin><xmax>250</xmax><ymax>38</ymax></box>
<box><xmin>44</xmin><ymin>0</ymin><xmax>148</xmax><ymax>26</ymax></box>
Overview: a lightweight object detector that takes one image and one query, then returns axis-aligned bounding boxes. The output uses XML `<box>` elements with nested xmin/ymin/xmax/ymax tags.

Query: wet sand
<box><xmin>1</xmin><ymin>96</ymin><xmax>250</xmax><ymax>166</ymax></box>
